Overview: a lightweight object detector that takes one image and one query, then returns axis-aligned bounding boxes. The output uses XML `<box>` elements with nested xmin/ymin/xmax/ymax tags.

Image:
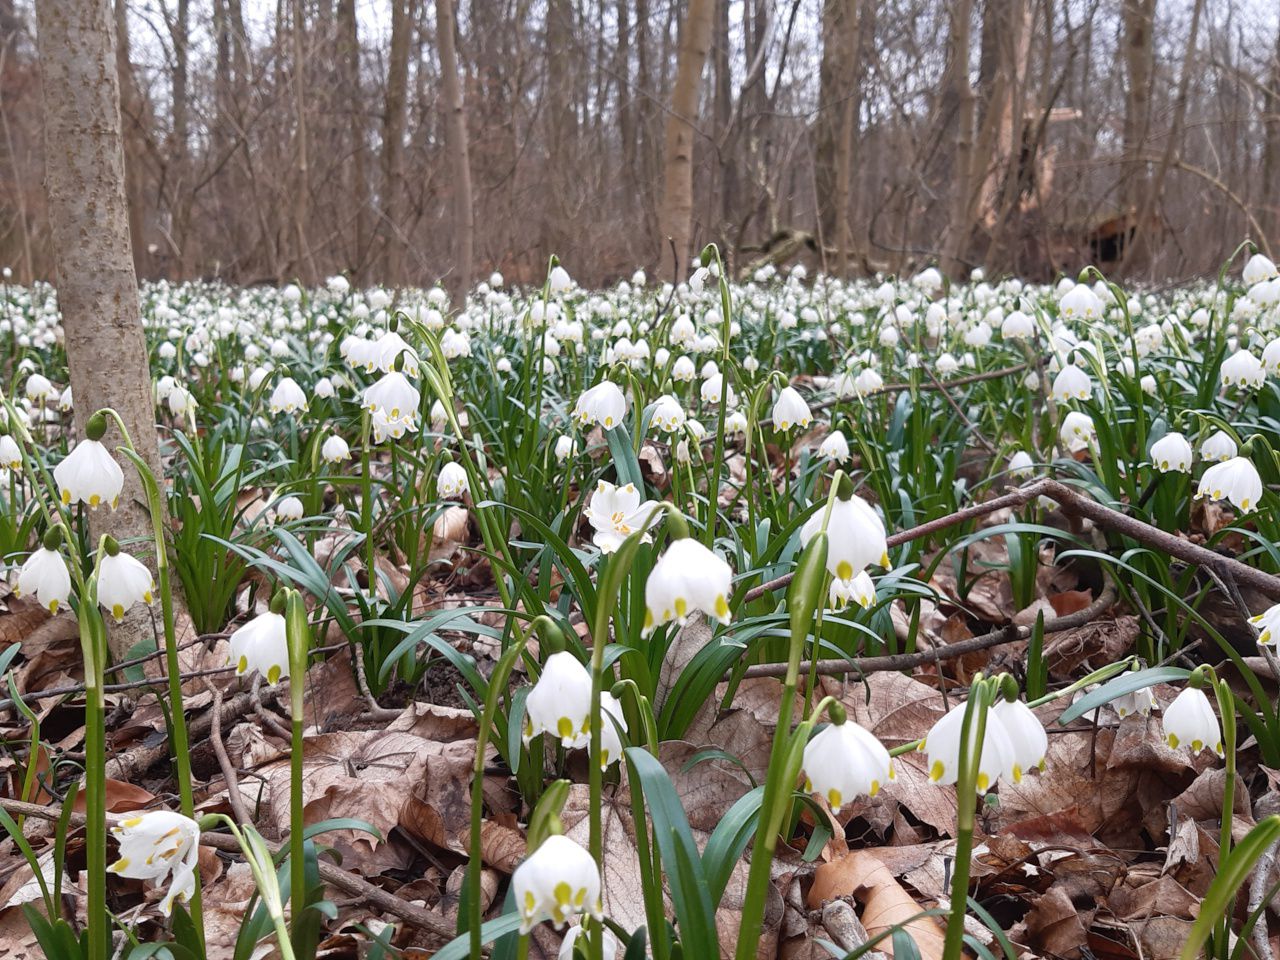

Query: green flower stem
<box><xmin>942</xmin><ymin>677</ymin><xmax>992</xmax><ymax>960</ymax></box>
<box><xmin>359</xmin><ymin>409</ymin><xmax>376</xmax><ymax>600</ymax></box>
<box><xmin>77</xmin><ymin>576</ymin><xmax>108</xmax><ymax>960</ymax></box>
<box><xmin>704</xmin><ymin>245</ymin><xmax>733</xmax><ymax>549</ymax></box>
<box><xmin>1213</xmin><ymin>673</ymin><xmax>1238</xmax><ymax>954</ymax></box>
<box><xmin>283</xmin><ymin>590</ymin><xmax>312</xmax><ymax>941</ymax></box>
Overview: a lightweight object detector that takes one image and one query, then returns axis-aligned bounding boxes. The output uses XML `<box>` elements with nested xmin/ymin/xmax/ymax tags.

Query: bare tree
<box><xmin>381</xmin><ymin>0</ymin><xmax>413</xmax><ymax>284</ymax></box>
<box><xmin>658</xmin><ymin>0</ymin><xmax>715</xmax><ymax>281</ymax></box>
<box><xmin>338</xmin><ymin>0</ymin><xmax>370</xmax><ymax>281</ymax></box>
<box><xmin>436</xmin><ymin>0</ymin><xmax>473</xmax><ymax>302</ymax></box>
<box><xmin>35</xmin><ymin>0</ymin><xmax>164</xmax><ymax>659</ymax></box>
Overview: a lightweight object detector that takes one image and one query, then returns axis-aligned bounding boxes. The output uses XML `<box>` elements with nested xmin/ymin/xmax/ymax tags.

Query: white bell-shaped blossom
<box><xmin>441</xmin><ymin>328</ymin><xmax>471</xmax><ymax>359</ymax></box>
<box><xmin>1059</xmin><ymin>411</ymin><xmax>1096</xmax><ymax>452</ymax></box>
<box><xmin>363</xmin><ymin>371</ymin><xmax>420</xmax><ymax>422</ymax></box>
<box><xmin>1196</xmin><ymin>456</ymin><xmax>1262</xmax><ymax>513</ymax></box>
<box><xmin>650</xmin><ymin>395</ymin><xmax>686</xmax><ymax>433</ymax></box>
<box><xmin>1008</xmin><ymin>450</ymin><xmax>1034</xmax><ymax>479</ymax></box>
<box><xmin>555</xmin><ymin>435</ymin><xmax>577</xmax><ymax>462</ymax></box>
<box><xmin>54</xmin><ymin>439</ymin><xmax>125</xmax><ymax>510</ymax></box>
<box><xmin>1243</xmin><ymin>253</ymin><xmax>1278</xmax><ymax>286</ymax></box>
<box><xmin>1002</xmin><ymin>310</ymin><xmax>1034</xmax><ymax>339</ymax></box>
<box><xmin>437</xmin><ymin>462</ymin><xmax>469</xmax><ymax>499</ymax></box>
<box><xmin>15</xmin><ymin>547</ymin><xmax>71</xmax><ymax>614</ymax></box>
<box><xmin>268</xmin><ymin>377</ymin><xmax>308</xmax><ymax>415</ymax></box>
<box><xmin>512</xmin><ymin>834</ymin><xmax>601</xmax><ymax>934</ymax></box>
<box><xmin>829</xmin><ymin>570</ymin><xmax>876</xmax><ymax>609</ymax></box>
<box><xmin>572</xmin><ymin>381</ymin><xmax>627</xmax><ymax>430</ymax></box>
<box><xmin>853</xmin><ymin>368</ymin><xmax>883</xmax><ymax>397</ymax></box>
<box><xmin>1112</xmin><ymin>687</ymin><xmax>1157</xmax><ymax>719</ymax></box>
<box><xmin>800</xmin><ymin>494</ymin><xmax>890</xmax><ymax>582</ymax></box>
<box><xmin>1059</xmin><ymin>283</ymin><xmax>1103</xmax><ymax>320</ymax></box>
<box><xmin>583</xmin><ymin>480</ymin><xmax>659</xmax><ymax>554</ymax></box>
<box><xmin>228</xmin><ymin>611</ymin><xmax>289</xmax><ymax>686</ymax></box>
<box><xmin>314</xmin><ymin>377</ymin><xmax>336</xmax><ymax>399</ymax></box>
<box><xmin>991</xmin><ymin>699</ymin><xmax>1047</xmax><ymax>781</ymax></box>
<box><xmin>1150</xmin><ymin>433</ymin><xmax>1192</xmax><ymax>473</ymax></box>
<box><xmin>700</xmin><ymin>373</ymin><xmax>737</xmax><ymax>408</ymax></box>
<box><xmin>1220</xmin><ymin>349</ymin><xmax>1265</xmax><ymax>390</ymax></box>
<box><xmin>1200</xmin><ymin>430</ymin><xmax>1237</xmax><ymax>463</ymax></box>
<box><xmin>274</xmin><ymin>495</ymin><xmax>304</xmax><ymax>522</ymax></box>
<box><xmin>109</xmin><ymin>810</ymin><xmax>200</xmax><ymax>916</ymax></box>
<box><xmin>802</xmin><ymin>719</ymin><xmax>895</xmax><ymax>811</ymax></box>
<box><xmin>1162</xmin><ymin>687</ymin><xmax>1223</xmax><ymax>756</ymax></box>
<box><xmin>98</xmin><ymin>549</ymin><xmax>154</xmax><ymax>623</ymax></box>
<box><xmin>0</xmin><ymin>434</ymin><xmax>21</xmax><ymax>470</ymax></box>
<box><xmin>373</xmin><ymin>330</ymin><xmax>419</xmax><ymax>375</ymax></box>
<box><xmin>371</xmin><ymin>408</ymin><xmax>417</xmax><ymax>443</ymax></box>
<box><xmin>771</xmin><ymin>386</ymin><xmax>812</xmax><ymax>432</ymax></box>
<box><xmin>548</xmin><ymin>265</ymin><xmax>574</xmax><ymax>294</ymax></box>
<box><xmin>818</xmin><ymin>430</ymin><xmax>850</xmax><ymax>463</ymax></box>
<box><xmin>920</xmin><ymin>700</ymin><xmax>1016</xmax><ymax>794</ymax></box>
<box><xmin>1051</xmin><ymin>363</ymin><xmax>1091</xmax><ymax>402</ymax></box>
<box><xmin>523</xmin><ymin>651</ymin><xmax>592</xmax><ymax>747</ymax></box>
<box><xmin>566</xmin><ymin>690</ymin><xmax>628</xmax><ymax>769</ymax></box>
<box><xmin>321</xmin><ymin>435</ymin><xmax>351</xmax><ymax>463</ymax></box>
<box><xmin>643</xmin><ymin>537</ymin><xmax>733</xmax><ymax>635</ymax></box>
<box><xmin>1250</xmin><ymin>603</ymin><xmax>1280</xmax><ymax>648</ymax></box>
<box><xmin>25</xmin><ymin>373</ymin><xmax>55</xmax><ymax>402</ymax></box>
<box><xmin>559</xmin><ymin>923</ymin><xmax>619</xmax><ymax>960</ymax></box>
<box><xmin>671</xmin><ymin>355</ymin><xmax>696</xmax><ymax>382</ymax></box>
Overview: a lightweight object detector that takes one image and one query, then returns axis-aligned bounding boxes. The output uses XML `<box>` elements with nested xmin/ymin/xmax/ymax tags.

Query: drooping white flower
<box><xmin>15</xmin><ymin>546</ymin><xmax>71</xmax><ymax>614</ymax></box>
<box><xmin>268</xmin><ymin>377</ymin><xmax>308</xmax><ymax>415</ymax></box>
<box><xmin>1200</xmin><ymin>430</ymin><xmax>1237</xmax><ymax>463</ymax></box>
<box><xmin>671</xmin><ymin>355</ymin><xmax>696</xmax><ymax>382</ymax></box>
<box><xmin>1150</xmin><ymin>433</ymin><xmax>1193</xmax><ymax>473</ymax></box>
<box><xmin>643</xmin><ymin>537</ymin><xmax>733</xmax><ymax>635</ymax></box>
<box><xmin>1220</xmin><ymin>349</ymin><xmax>1265</xmax><ymax>390</ymax></box>
<box><xmin>1008</xmin><ymin>450</ymin><xmax>1034</xmax><ymax>479</ymax></box>
<box><xmin>511</xmin><ymin>834</ymin><xmax>601</xmax><ymax>934</ymax></box>
<box><xmin>829</xmin><ymin>570</ymin><xmax>877</xmax><ymax>609</ymax></box>
<box><xmin>314</xmin><ymin>377</ymin><xmax>336</xmax><ymax>400</ymax></box>
<box><xmin>109</xmin><ymin>810</ymin><xmax>201</xmax><ymax>916</ymax></box>
<box><xmin>853</xmin><ymin>368</ymin><xmax>884</xmax><ymax>397</ymax></box>
<box><xmin>566</xmin><ymin>690</ymin><xmax>629</xmax><ymax>769</ymax></box>
<box><xmin>98</xmin><ymin>548</ymin><xmax>154</xmax><ymax>623</ymax></box>
<box><xmin>273</xmin><ymin>495</ymin><xmax>304</xmax><ymax>522</ymax></box>
<box><xmin>1051</xmin><ymin>363</ymin><xmax>1092</xmax><ymax>402</ymax></box>
<box><xmin>58</xmin><ymin>386</ymin><xmax>73</xmax><ymax>411</ymax></box>
<box><xmin>1196</xmin><ymin>456</ymin><xmax>1262</xmax><ymax>512</ymax></box>
<box><xmin>1059</xmin><ymin>283</ymin><xmax>1103</xmax><ymax>320</ymax></box>
<box><xmin>555</xmin><ymin>435</ymin><xmax>577</xmax><ymax>462</ymax></box>
<box><xmin>441</xmin><ymin>328</ymin><xmax>472</xmax><ymax>359</ymax></box>
<box><xmin>724</xmin><ymin>410</ymin><xmax>749</xmax><ymax>434</ymax></box>
<box><xmin>372</xmin><ymin>329</ymin><xmax>419</xmax><ymax>375</ymax></box>
<box><xmin>1162</xmin><ymin>687</ymin><xmax>1223</xmax><ymax>756</ymax></box>
<box><xmin>559</xmin><ymin>923</ymin><xmax>619</xmax><ymax>960</ymax></box>
<box><xmin>800</xmin><ymin>494</ymin><xmax>890</xmax><ymax>582</ymax></box>
<box><xmin>228</xmin><ymin>611</ymin><xmax>289</xmax><ymax>686</ymax></box>
<box><xmin>371</xmin><ymin>408</ymin><xmax>417</xmax><ymax>443</ymax></box>
<box><xmin>650</xmin><ymin>395</ymin><xmax>686</xmax><ymax>433</ymax></box>
<box><xmin>437</xmin><ymin>462</ymin><xmax>469</xmax><ymax>499</ymax></box>
<box><xmin>1059</xmin><ymin>411</ymin><xmax>1096</xmax><ymax>452</ymax></box>
<box><xmin>1244</xmin><ymin>253</ymin><xmax>1278</xmax><ymax>286</ymax></box>
<box><xmin>363</xmin><ymin>371</ymin><xmax>420</xmax><ymax>422</ymax></box>
<box><xmin>583</xmin><ymin>480</ymin><xmax>659</xmax><ymax>554</ymax></box>
<box><xmin>24</xmin><ymin>373</ymin><xmax>55</xmax><ymax>402</ymax></box>
<box><xmin>549</xmin><ymin>265</ymin><xmax>574</xmax><ymax>294</ymax></box>
<box><xmin>0</xmin><ymin>434</ymin><xmax>20</xmax><ymax>469</ymax></box>
<box><xmin>700</xmin><ymin>373</ymin><xmax>737</xmax><ymax>408</ymax></box>
<box><xmin>818</xmin><ymin>430</ymin><xmax>850</xmax><ymax>463</ymax></box>
<box><xmin>1002</xmin><ymin>310</ymin><xmax>1035</xmax><ymax>339</ymax></box>
<box><xmin>1250</xmin><ymin>603</ymin><xmax>1280</xmax><ymax>648</ymax></box>
<box><xmin>990</xmin><ymin>699</ymin><xmax>1047</xmax><ymax>781</ymax></box>
<box><xmin>1140</xmin><ymin>374</ymin><xmax>1157</xmax><ymax>396</ymax></box>
<box><xmin>572</xmin><ymin>381</ymin><xmax>627</xmax><ymax>430</ymax></box>
<box><xmin>321</xmin><ymin>435</ymin><xmax>351</xmax><ymax>464</ymax></box>
<box><xmin>523</xmin><ymin>651</ymin><xmax>592</xmax><ymax>747</ymax></box>
<box><xmin>802</xmin><ymin>719</ymin><xmax>895</xmax><ymax>811</ymax></box>
<box><xmin>1112</xmin><ymin>687</ymin><xmax>1157</xmax><ymax>719</ymax></box>
<box><xmin>920</xmin><ymin>700</ymin><xmax>1017</xmax><ymax>794</ymax></box>
<box><xmin>54</xmin><ymin>439</ymin><xmax>125</xmax><ymax>510</ymax></box>
<box><xmin>771</xmin><ymin>386</ymin><xmax>812</xmax><ymax>432</ymax></box>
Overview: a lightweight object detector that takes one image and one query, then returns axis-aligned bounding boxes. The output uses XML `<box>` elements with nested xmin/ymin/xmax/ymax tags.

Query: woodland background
<box><xmin>0</xmin><ymin>0</ymin><xmax>1279</xmax><ymax>292</ymax></box>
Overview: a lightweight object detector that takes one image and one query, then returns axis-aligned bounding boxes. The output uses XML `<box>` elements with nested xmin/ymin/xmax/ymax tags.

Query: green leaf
<box><xmin>1057</xmin><ymin>666</ymin><xmax>1191</xmax><ymax>725</ymax></box>
<box><xmin>432</xmin><ymin>913</ymin><xmax>524</xmax><ymax>960</ymax></box>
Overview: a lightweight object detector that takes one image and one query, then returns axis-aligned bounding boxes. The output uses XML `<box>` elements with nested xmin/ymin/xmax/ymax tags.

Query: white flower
<box><xmin>16</xmin><ymin>547</ymin><xmax>71</xmax><ymax>614</ymax></box>
<box><xmin>1200</xmin><ymin>430</ymin><xmax>1237</xmax><ymax>462</ymax></box>
<box><xmin>371</xmin><ymin>408</ymin><xmax>417</xmax><ymax>443</ymax></box>
<box><xmin>771</xmin><ymin>386</ymin><xmax>812</xmax><ymax>432</ymax></box>
<box><xmin>523</xmin><ymin>652</ymin><xmax>592</xmax><ymax>747</ymax></box>
<box><xmin>1150</xmin><ymin>433</ymin><xmax>1192</xmax><ymax>473</ymax></box>
<box><xmin>1220</xmin><ymin>349</ymin><xmax>1265</xmax><ymax>390</ymax></box>
<box><xmin>583</xmin><ymin>480</ymin><xmax>659</xmax><ymax>554</ymax></box>
<box><xmin>1051</xmin><ymin>363</ymin><xmax>1091</xmax><ymax>402</ymax></box>
<box><xmin>1162</xmin><ymin>687</ymin><xmax>1223</xmax><ymax>756</ymax></box>
<box><xmin>58</xmin><ymin>386</ymin><xmax>73</xmax><ymax>411</ymax></box>
<box><xmin>802</xmin><ymin>719</ymin><xmax>895</xmax><ymax>811</ymax></box>
<box><xmin>167</xmin><ymin>385</ymin><xmax>198</xmax><ymax>417</ymax></box>
<box><xmin>1112</xmin><ymin>687</ymin><xmax>1157</xmax><ymax>719</ymax></box>
<box><xmin>1250</xmin><ymin>603</ymin><xmax>1280</xmax><ymax>647</ymax></box>
<box><xmin>511</xmin><ymin>834</ymin><xmax>601</xmax><ymax>933</ymax></box>
<box><xmin>441</xmin><ymin>328</ymin><xmax>471</xmax><ymax>359</ymax></box>
<box><xmin>565</xmin><ymin>690</ymin><xmax>628</xmax><ymax>769</ymax></box>
<box><xmin>314</xmin><ymin>377</ymin><xmax>335</xmax><ymax>399</ymax></box>
<box><xmin>228</xmin><ymin>611</ymin><xmax>289</xmax><ymax>685</ymax></box>
<box><xmin>1140</xmin><ymin>374</ymin><xmax>1157</xmax><ymax>395</ymax></box>
<box><xmin>1196</xmin><ymin>456</ymin><xmax>1262</xmax><ymax>512</ymax></box>
<box><xmin>1008</xmin><ymin>450</ymin><xmax>1034</xmax><ymax>478</ymax></box>
<box><xmin>1002</xmin><ymin>310</ymin><xmax>1034</xmax><ymax>339</ymax></box>
<box><xmin>326</xmin><ymin>274</ymin><xmax>351</xmax><ymax>296</ymax></box>
<box><xmin>572</xmin><ymin>381</ymin><xmax>627</xmax><ymax>430</ymax></box>
<box><xmin>936</xmin><ymin>353</ymin><xmax>959</xmax><ymax>376</ymax></box>
<box><xmin>555</xmin><ymin>435</ymin><xmax>577</xmax><ymax>462</ymax></box>
<box><xmin>274</xmin><ymin>495</ymin><xmax>304</xmax><ymax>521</ymax></box>
<box><xmin>109</xmin><ymin>811</ymin><xmax>200</xmax><ymax>916</ymax></box>
<box><xmin>363</xmin><ymin>371</ymin><xmax>420</xmax><ymax>422</ymax></box>
<box><xmin>1059</xmin><ymin>411</ymin><xmax>1095</xmax><ymax>452</ymax></box>
<box><xmin>643</xmin><ymin>537</ymin><xmax>733</xmax><ymax>635</ymax></box>
<box><xmin>991</xmin><ymin>699</ymin><xmax>1047</xmax><ymax>781</ymax></box>
<box><xmin>800</xmin><ymin>494</ymin><xmax>890</xmax><ymax>583</ymax></box>
<box><xmin>54</xmin><ymin>439</ymin><xmax>124</xmax><ymax>510</ymax></box>
<box><xmin>373</xmin><ymin>330</ymin><xmax>419</xmax><ymax>375</ymax></box>
<box><xmin>25</xmin><ymin>373</ymin><xmax>55</xmax><ymax>402</ymax></box>
<box><xmin>829</xmin><ymin>570</ymin><xmax>876</xmax><ymax>609</ymax></box>
<box><xmin>1059</xmin><ymin>283</ymin><xmax>1103</xmax><ymax>320</ymax></box>
<box><xmin>321</xmin><ymin>435</ymin><xmax>351</xmax><ymax>463</ymax></box>
<box><xmin>650</xmin><ymin>395</ymin><xmax>686</xmax><ymax>433</ymax></box>
<box><xmin>920</xmin><ymin>700</ymin><xmax>1016</xmax><ymax>794</ymax></box>
<box><xmin>268</xmin><ymin>377</ymin><xmax>308</xmax><ymax>415</ymax></box>
<box><xmin>99</xmin><ymin>549</ymin><xmax>154</xmax><ymax>622</ymax></box>
<box><xmin>0</xmin><ymin>434</ymin><xmax>20</xmax><ymax>469</ymax></box>
<box><xmin>818</xmin><ymin>431</ymin><xmax>850</xmax><ymax>463</ymax></box>
<box><xmin>437</xmin><ymin>462</ymin><xmax>469</xmax><ymax>499</ymax></box>
<box><xmin>1244</xmin><ymin>253</ymin><xmax>1278</xmax><ymax>286</ymax></box>
<box><xmin>672</xmin><ymin>356</ymin><xmax>696</xmax><ymax>382</ymax></box>
<box><xmin>559</xmin><ymin>924</ymin><xmax>619</xmax><ymax>960</ymax></box>
<box><xmin>700</xmin><ymin>373</ymin><xmax>736</xmax><ymax>408</ymax></box>
<box><xmin>549</xmin><ymin>265</ymin><xmax>573</xmax><ymax>294</ymax></box>
<box><xmin>854</xmin><ymin>368</ymin><xmax>883</xmax><ymax>397</ymax></box>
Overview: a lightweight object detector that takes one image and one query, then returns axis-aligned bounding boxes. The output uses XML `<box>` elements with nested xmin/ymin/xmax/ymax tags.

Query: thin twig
<box><xmin>206</xmin><ymin>682</ymin><xmax>252</xmax><ymax>827</ymax></box>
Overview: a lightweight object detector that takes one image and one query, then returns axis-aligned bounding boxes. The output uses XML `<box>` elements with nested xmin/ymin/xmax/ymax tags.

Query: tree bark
<box><xmin>436</xmin><ymin>0</ymin><xmax>473</xmax><ymax>303</ymax></box>
<box><xmin>816</xmin><ymin>0</ymin><xmax>859</xmax><ymax>271</ymax></box>
<box><xmin>337</xmin><ymin>0</ymin><xmax>369</xmax><ymax>281</ymax></box>
<box><xmin>658</xmin><ymin>0</ymin><xmax>715</xmax><ymax>281</ymax></box>
<box><xmin>113</xmin><ymin>0</ymin><xmax>147</xmax><ymax>277</ymax></box>
<box><xmin>1121</xmin><ymin>0</ymin><xmax>1156</xmax><ymax>224</ymax></box>
<box><xmin>35</xmin><ymin>0</ymin><xmax>164</xmax><ymax>660</ymax></box>
<box><xmin>381</xmin><ymin>0</ymin><xmax>413</xmax><ymax>284</ymax></box>
<box><xmin>1262</xmin><ymin>21</ymin><xmax>1280</xmax><ymax>249</ymax></box>
<box><xmin>940</xmin><ymin>0</ymin><xmax>976</xmax><ymax>276</ymax></box>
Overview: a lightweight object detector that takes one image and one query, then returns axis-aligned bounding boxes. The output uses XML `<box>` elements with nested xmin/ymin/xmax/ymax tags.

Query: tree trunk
<box><xmin>940</xmin><ymin>0</ymin><xmax>976</xmax><ymax>276</ymax></box>
<box><xmin>35</xmin><ymin>0</ymin><xmax>164</xmax><ymax>660</ymax></box>
<box><xmin>382</xmin><ymin>0</ymin><xmax>412</xmax><ymax>284</ymax></box>
<box><xmin>289</xmin><ymin>0</ymin><xmax>315</xmax><ymax>282</ymax></box>
<box><xmin>1262</xmin><ymin>22</ymin><xmax>1280</xmax><ymax>251</ymax></box>
<box><xmin>168</xmin><ymin>0</ymin><xmax>190</xmax><ymax>276</ymax></box>
<box><xmin>1121</xmin><ymin>0</ymin><xmax>1156</xmax><ymax>226</ymax></box>
<box><xmin>436</xmin><ymin>0</ymin><xmax>473</xmax><ymax>303</ymax></box>
<box><xmin>816</xmin><ymin>0</ymin><xmax>858</xmax><ymax>269</ymax></box>
<box><xmin>114</xmin><ymin>0</ymin><xmax>147</xmax><ymax>277</ymax></box>
<box><xmin>658</xmin><ymin>0</ymin><xmax>715</xmax><ymax>282</ymax></box>
<box><xmin>337</xmin><ymin>0</ymin><xmax>369</xmax><ymax>281</ymax></box>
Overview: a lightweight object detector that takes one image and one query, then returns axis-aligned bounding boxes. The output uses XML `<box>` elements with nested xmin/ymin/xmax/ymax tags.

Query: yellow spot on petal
<box><xmin>674</xmin><ymin>597</ymin><xmax>688</xmax><ymax>618</ymax></box>
<box><xmin>89</xmin><ymin>494</ymin><xmax>101</xmax><ymax>507</ymax></box>
<box><xmin>557</xmin><ymin>716</ymin><xmax>575</xmax><ymax>740</ymax></box>
<box><xmin>108</xmin><ymin>858</ymin><xmax>130</xmax><ymax>873</ymax></box>
<box><xmin>267</xmin><ymin>664</ymin><xmax>281</xmax><ymax>685</ymax></box>
<box><xmin>143</xmin><ymin>591</ymin><xmax>153</xmax><ymax>604</ymax></box>
<box><xmin>827</xmin><ymin>788</ymin><xmax>842</xmax><ymax>809</ymax></box>
<box><xmin>836</xmin><ymin>560</ymin><xmax>853</xmax><ymax>580</ymax></box>
<box><xmin>1191</xmin><ymin>739</ymin><xmax>1204</xmax><ymax>753</ymax></box>
<box><xmin>1012</xmin><ymin>763</ymin><xmax>1023</xmax><ymax>783</ymax></box>
<box><xmin>112</xmin><ymin>604</ymin><xmax>124</xmax><ymax>621</ymax></box>
<box><xmin>122</xmin><ymin>816</ymin><xmax>144</xmax><ymax>827</ymax></box>
<box><xmin>929</xmin><ymin>759</ymin><xmax>944</xmax><ymax>782</ymax></box>
<box><xmin>869</xmin><ymin>780</ymin><xmax>880</xmax><ymax>797</ymax></box>
<box><xmin>47</xmin><ymin>599</ymin><xmax>58</xmax><ymax>614</ymax></box>
<box><xmin>976</xmin><ymin>772</ymin><xmax>990</xmax><ymax>792</ymax></box>
<box><xmin>604</xmin><ymin>416</ymin><xmax>614</xmax><ymax>427</ymax></box>
<box><xmin>237</xmin><ymin>655</ymin><xmax>249</xmax><ymax>675</ymax></box>
<box><xmin>715</xmin><ymin>595</ymin><xmax>730</xmax><ymax>619</ymax></box>
<box><xmin>1166</xmin><ymin>733</ymin><xmax>1180</xmax><ymax>749</ymax></box>
<box><xmin>61</xmin><ymin>490</ymin><xmax>71</xmax><ymax>505</ymax></box>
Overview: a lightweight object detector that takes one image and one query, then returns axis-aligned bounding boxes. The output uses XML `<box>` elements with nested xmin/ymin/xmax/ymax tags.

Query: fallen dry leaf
<box><xmin>808</xmin><ymin>850</ymin><xmax>946</xmax><ymax>959</ymax></box>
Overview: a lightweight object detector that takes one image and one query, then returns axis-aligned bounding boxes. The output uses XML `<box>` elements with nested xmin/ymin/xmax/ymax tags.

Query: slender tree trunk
<box><xmin>436</xmin><ymin>0</ymin><xmax>473</xmax><ymax>302</ymax></box>
<box><xmin>816</xmin><ymin>0</ymin><xmax>858</xmax><ymax>268</ymax></box>
<box><xmin>337</xmin><ymin>0</ymin><xmax>369</xmax><ymax>281</ymax></box>
<box><xmin>382</xmin><ymin>0</ymin><xmax>412</xmax><ymax>284</ymax></box>
<box><xmin>1262</xmin><ymin>22</ymin><xmax>1280</xmax><ymax>251</ymax></box>
<box><xmin>658</xmin><ymin>0</ymin><xmax>715</xmax><ymax>281</ymax></box>
<box><xmin>168</xmin><ymin>0</ymin><xmax>190</xmax><ymax>276</ymax></box>
<box><xmin>114</xmin><ymin>0</ymin><xmax>146</xmax><ymax>277</ymax></box>
<box><xmin>1121</xmin><ymin>0</ymin><xmax>1156</xmax><ymax>235</ymax></box>
<box><xmin>289</xmin><ymin>0</ymin><xmax>315</xmax><ymax>282</ymax></box>
<box><xmin>941</xmin><ymin>0</ymin><xmax>976</xmax><ymax>276</ymax></box>
<box><xmin>615</xmin><ymin>0</ymin><xmax>636</xmax><ymax>195</ymax></box>
<box><xmin>35</xmin><ymin>0</ymin><xmax>164</xmax><ymax>660</ymax></box>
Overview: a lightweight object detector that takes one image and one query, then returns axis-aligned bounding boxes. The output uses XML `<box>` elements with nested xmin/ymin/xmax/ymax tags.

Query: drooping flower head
<box><xmin>109</xmin><ymin>810</ymin><xmax>201</xmax><ymax>916</ymax></box>
<box><xmin>802</xmin><ymin>714</ymin><xmax>895</xmax><ymax>811</ymax></box>
<box><xmin>643</xmin><ymin>536</ymin><xmax>733</xmax><ymax>635</ymax></box>
<box><xmin>511</xmin><ymin>834</ymin><xmax>601</xmax><ymax>934</ymax></box>
<box><xmin>228</xmin><ymin>609</ymin><xmax>289</xmax><ymax>686</ymax></box>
